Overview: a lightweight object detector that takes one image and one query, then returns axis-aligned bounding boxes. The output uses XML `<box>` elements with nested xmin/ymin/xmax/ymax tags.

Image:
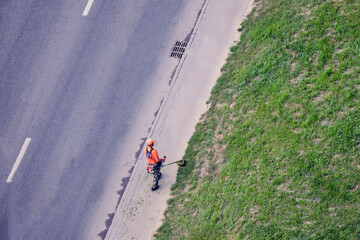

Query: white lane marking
<box><xmin>6</xmin><ymin>138</ymin><xmax>32</xmax><ymax>183</ymax></box>
<box><xmin>82</xmin><ymin>0</ymin><xmax>94</xmax><ymax>16</ymax></box>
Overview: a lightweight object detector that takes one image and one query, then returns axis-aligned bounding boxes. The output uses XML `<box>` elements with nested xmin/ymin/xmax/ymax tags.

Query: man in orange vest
<box><xmin>144</xmin><ymin>139</ymin><xmax>166</xmax><ymax>191</ymax></box>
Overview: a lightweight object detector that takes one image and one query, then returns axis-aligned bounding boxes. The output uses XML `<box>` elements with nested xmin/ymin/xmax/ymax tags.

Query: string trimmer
<box><xmin>161</xmin><ymin>159</ymin><xmax>187</xmax><ymax>167</ymax></box>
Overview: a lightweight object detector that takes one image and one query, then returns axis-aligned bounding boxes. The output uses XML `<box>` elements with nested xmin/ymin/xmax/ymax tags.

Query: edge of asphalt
<box><xmin>105</xmin><ymin>0</ymin><xmax>254</xmax><ymax>239</ymax></box>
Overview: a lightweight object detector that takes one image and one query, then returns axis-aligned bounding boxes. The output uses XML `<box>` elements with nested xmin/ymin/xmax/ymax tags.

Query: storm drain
<box><xmin>170</xmin><ymin>41</ymin><xmax>187</xmax><ymax>59</ymax></box>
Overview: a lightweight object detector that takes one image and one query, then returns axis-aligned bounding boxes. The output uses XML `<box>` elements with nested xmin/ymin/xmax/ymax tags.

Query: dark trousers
<box><xmin>151</xmin><ymin>162</ymin><xmax>162</xmax><ymax>187</ymax></box>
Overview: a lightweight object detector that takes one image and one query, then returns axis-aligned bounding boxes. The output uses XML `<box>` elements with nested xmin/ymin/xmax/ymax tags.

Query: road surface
<box><xmin>0</xmin><ymin>0</ymin><xmax>206</xmax><ymax>239</ymax></box>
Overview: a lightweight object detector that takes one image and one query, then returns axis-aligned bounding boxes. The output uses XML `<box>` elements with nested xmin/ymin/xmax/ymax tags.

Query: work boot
<box><xmin>151</xmin><ymin>185</ymin><xmax>159</xmax><ymax>191</ymax></box>
<box><xmin>152</xmin><ymin>179</ymin><xmax>159</xmax><ymax>191</ymax></box>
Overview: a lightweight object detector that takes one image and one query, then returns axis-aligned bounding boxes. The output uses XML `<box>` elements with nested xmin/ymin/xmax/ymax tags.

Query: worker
<box><xmin>144</xmin><ymin>139</ymin><xmax>166</xmax><ymax>191</ymax></box>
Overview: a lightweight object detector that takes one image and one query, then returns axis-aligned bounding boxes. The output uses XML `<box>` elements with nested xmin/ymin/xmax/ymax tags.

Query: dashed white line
<box><xmin>6</xmin><ymin>138</ymin><xmax>31</xmax><ymax>183</ymax></box>
<box><xmin>82</xmin><ymin>0</ymin><xmax>94</xmax><ymax>16</ymax></box>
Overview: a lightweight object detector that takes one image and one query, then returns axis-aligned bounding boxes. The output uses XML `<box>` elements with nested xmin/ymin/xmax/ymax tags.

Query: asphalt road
<box><xmin>0</xmin><ymin>0</ymin><xmax>203</xmax><ymax>239</ymax></box>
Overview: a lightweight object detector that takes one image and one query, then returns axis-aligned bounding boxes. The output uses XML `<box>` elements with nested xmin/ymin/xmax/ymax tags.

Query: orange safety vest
<box><xmin>144</xmin><ymin>147</ymin><xmax>159</xmax><ymax>165</ymax></box>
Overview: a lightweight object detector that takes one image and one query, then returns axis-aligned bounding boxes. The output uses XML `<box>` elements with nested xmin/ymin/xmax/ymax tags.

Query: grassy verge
<box><xmin>155</xmin><ymin>0</ymin><xmax>360</xmax><ymax>239</ymax></box>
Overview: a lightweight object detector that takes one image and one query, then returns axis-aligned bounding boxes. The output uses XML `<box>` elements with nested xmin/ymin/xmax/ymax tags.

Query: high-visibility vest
<box><xmin>146</xmin><ymin>147</ymin><xmax>153</xmax><ymax>160</ymax></box>
<box><xmin>144</xmin><ymin>147</ymin><xmax>158</xmax><ymax>164</ymax></box>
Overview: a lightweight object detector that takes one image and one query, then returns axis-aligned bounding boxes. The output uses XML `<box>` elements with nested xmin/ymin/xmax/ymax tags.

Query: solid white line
<box><xmin>82</xmin><ymin>0</ymin><xmax>94</xmax><ymax>16</ymax></box>
<box><xmin>6</xmin><ymin>138</ymin><xmax>31</xmax><ymax>183</ymax></box>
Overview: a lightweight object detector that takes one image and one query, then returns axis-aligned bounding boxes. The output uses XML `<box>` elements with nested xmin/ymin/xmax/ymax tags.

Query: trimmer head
<box><xmin>176</xmin><ymin>160</ymin><xmax>186</xmax><ymax>166</ymax></box>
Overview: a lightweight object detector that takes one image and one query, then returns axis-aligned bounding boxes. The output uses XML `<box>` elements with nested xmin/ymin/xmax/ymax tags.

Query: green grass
<box><xmin>155</xmin><ymin>0</ymin><xmax>360</xmax><ymax>239</ymax></box>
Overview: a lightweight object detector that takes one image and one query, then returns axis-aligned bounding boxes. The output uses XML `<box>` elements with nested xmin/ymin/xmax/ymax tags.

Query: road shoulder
<box><xmin>105</xmin><ymin>0</ymin><xmax>254</xmax><ymax>239</ymax></box>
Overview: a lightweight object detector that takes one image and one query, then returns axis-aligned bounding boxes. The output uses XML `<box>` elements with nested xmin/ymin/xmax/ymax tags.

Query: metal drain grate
<box><xmin>170</xmin><ymin>41</ymin><xmax>187</xmax><ymax>59</ymax></box>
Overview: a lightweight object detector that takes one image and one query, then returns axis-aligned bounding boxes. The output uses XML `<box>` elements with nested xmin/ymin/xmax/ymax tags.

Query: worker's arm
<box><xmin>153</xmin><ymin>149</ymin><xmax>166</xmax><ymax>162</ymax></box>
<box><xmin>155</xmin><ymin>155</ymin><xmax>166</xmax><ymax>162</ymax></box>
